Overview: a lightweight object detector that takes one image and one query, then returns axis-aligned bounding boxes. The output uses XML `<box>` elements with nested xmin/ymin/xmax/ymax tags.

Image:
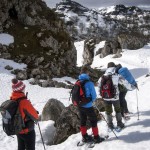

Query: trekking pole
<box><xmin>94</xmin><ymin>104</ymin><xmax>118</xmax><ymax>139</ymax></box>
<box><xmin>136</xmin><ymin>89</ymin><xmax>140</xmax><ymax>120</ymax></box>
<box><xmin>37</xmin><ymin>122</ymin><xmax>46</xmax><ymax>150</ymax></box>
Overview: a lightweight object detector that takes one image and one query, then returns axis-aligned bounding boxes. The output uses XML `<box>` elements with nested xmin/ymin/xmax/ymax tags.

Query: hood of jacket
<box><xmin>79</xmin><ymin>73</ymin><xmax>90</xmax><ymax>81</ymax></box>
<box><xmin>104</xmin><ymin>67</ymin><xmax>116</xmax><ymax>76</ymax></box>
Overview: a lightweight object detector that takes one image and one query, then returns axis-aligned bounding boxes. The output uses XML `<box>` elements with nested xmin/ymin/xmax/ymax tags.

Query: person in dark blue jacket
<box><xmin>78</xmin><ymin>66</ymin><xmax>104</xmax><ymax>143</ymax></box>
<box><xmin>116</xmin><ymin>64</ymin><xmax>138</xmax><ymax>119</ymax></box>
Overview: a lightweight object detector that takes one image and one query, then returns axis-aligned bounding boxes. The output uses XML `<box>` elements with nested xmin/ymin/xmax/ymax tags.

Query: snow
<box><xmin>99</xmin><ymin>6</ymin><xmax>115</xmax><ymax>14</ymax></box>
<box><xmin>74</xmin><ymin>40</ymin><xmax>84</xmax><ymax>67</ymax></box>
<box><xmin>0</xmin><ymin>38</ymin><xmax>150</xmax><ymax>150</ymax></box>
<box><xmin>0</xmin><ymin>33</ymin><xmax>14</xmax><ymax>46</ymax></box>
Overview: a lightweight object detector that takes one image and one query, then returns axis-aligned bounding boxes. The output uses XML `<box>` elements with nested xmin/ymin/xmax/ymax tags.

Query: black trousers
<box><xmin>78</xmin><ymin>107</ymin><xmax>97</xmax><ymax>127</ymax></box>
<box><xmin>119</xmin><ymin>91</ymin><xmax>129</xmax><ymax>116</ymax></box>
<box><xmin>17</xmin><ymin>130</ymin><xmax>36</xmax><ymax>150</ymax></box>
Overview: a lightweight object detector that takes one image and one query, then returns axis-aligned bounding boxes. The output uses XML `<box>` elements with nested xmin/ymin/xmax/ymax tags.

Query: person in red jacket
<box><xmin>10</xmin><ymin>78</ymin><xmax>39</xmax><ymax>150</ymax></box>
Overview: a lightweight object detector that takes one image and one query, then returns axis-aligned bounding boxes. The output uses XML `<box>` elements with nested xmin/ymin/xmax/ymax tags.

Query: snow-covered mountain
<box><xmin>54</xmin><ymin>0</ymin><xmax>150</xmax><ymax>42</ymax></box>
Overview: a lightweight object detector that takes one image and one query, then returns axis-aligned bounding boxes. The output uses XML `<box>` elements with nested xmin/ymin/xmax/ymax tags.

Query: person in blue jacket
<box><xmin>115</xmin><ymin>64</ymin><xmax>138</xmax><ymax>119</ymax></box>
<box><xmin>78</xmin><ymin>66</ymin><xmax>105</xmax><ymax>143</ymax></box>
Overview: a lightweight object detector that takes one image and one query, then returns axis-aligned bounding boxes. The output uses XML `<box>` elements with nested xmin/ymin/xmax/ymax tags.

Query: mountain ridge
<box><xmin>54</xmin><ymin>0</ymin><xmax>150</xmax><ymax>49</ymax></box>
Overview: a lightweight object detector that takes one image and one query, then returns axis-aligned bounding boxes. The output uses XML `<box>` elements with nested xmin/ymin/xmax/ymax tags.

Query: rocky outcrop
<box><xmin>118</xmin><ymin>33</ymin><xmax>148</xmax><ymax>50</ymax></box>
<box><xmin>99</xmin><ymin>40</ymin><xmax>122</xmax><ymax>58</ymax></box>
<box><xmin>0</xmin><ymin>0</ymin><xmax>77</xmax><ymax>80</ymax></box>
<box><xmin>83</xmin><ymin>39</ymin><xmax>122</xmax><ymax>60</ymax></box>
<box><xmin>83</xmin><ymin>38</ymin><xmax>96</xmax><ymax>66</ymax></box>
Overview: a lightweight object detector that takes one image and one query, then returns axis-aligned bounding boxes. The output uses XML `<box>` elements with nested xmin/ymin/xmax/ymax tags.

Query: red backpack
<box><xmin>100</xmin><ymin>75</ymin><xmax>116</xmax><ymax>99</ymax></box>
<box><xmin>70</xmin><ymin>80</ymin><xmax>91</xmax><ymax>106</ymax></box>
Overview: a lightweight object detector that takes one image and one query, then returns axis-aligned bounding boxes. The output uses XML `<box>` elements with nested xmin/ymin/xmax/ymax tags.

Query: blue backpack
<box><xmin>118</xmin><ymin>67</ymin><xmax>136</xmax><ymax>85</ymax></box>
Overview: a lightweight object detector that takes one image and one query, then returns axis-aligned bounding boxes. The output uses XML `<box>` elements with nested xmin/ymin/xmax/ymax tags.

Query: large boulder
<box><xmin>51</xmin><ymin>104</ymin><xmax>80</xmax><ymax>145</ymax></box>
<box><xmin>41</xmin><ymin>99</ymin><xmax>65</xmax><ymax>122</ymax></box>
<box><xmin>118</xmin><ymin>33</ymin><xmax>148</xmax><ymax>50</ymax></box>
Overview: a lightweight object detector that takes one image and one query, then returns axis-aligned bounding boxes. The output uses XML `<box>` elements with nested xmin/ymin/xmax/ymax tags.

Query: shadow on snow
<box><xmin>119</xmin><ymin>110</ymin><xmax>150</xmax><ymax>143</ymax></box>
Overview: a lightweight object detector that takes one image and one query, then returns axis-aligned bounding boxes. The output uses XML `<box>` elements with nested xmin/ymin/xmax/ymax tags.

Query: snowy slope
<box><xmin>0</xmin><ymin>38</ymin><xmax>150</xmax><ymax>149</ymax></box>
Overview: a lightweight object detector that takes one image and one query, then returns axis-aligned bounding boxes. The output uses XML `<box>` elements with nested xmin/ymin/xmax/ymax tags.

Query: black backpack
<box><xmin>0</xmin><ymin>97</ymin><xmax>26</xmax><ymax>136</ymax></box>
<box><xmin>100</xmin><ymin>75</ymin><xmax>116</xmax><ymax>99</ymax></box>
<box><xmin>70</xmin><ymin>80</ymin><xmax>91</xmax><ymax>107</ymax></box>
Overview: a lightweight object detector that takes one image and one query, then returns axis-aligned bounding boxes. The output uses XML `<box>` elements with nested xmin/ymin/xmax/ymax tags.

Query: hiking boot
<box><xmin>94</xmin><ymin>135</ymin><xmax>105</xmax><ymax>143</ymax></box>
<box><xmin>106</xmin><ymin>115</ymin><xmax>113</xmax><ymax>128</ymax></box>
<box><xmin>124</xmin><ymin>113</ymin><xmax>130</xmax><ymax>117</ymax></box>
<box><xmin>116</xmin><ymin>113</ymin><xmax>125</xmax><ymax>128</ymax></box>
<box><xmin>123</xmin><ymin>113</ymin><xmax>130</xmax><ymax>120</ymax></box>
<box><xmin>117</xmin><ymin>122</ymin><xmax>125</xmax><ymax>129</ymax></box>
<box><xmin>82</xmin><ymin>134</ymin><xmax>93</xmax><ymax>143</ymax></box>
<box><xmin>123</xmin><ymin>116</ymin><xmax>130</xmax><ymax>120</ymax></box>
<box><xmin>108</xmin><ymin>124</ymin><xmax>114</xmax><ymax>129</ymax></box>
<box><xmin>108</xmin><ymin>122</ymin><xmax>114</xmax><ymax>129</ymax></box>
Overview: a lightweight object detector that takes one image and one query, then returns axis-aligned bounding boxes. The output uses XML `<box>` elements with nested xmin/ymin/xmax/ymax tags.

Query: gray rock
<box><xmin>41</xmin><ymin>99</ymin><xmax>65</xmax><ymax>122</ymax></box>
<box><xmin>16</xmin><ymin>70</ymin><xmax>28</xmax><ymax>80</ymax></box>
<box><xmin>83</xmin><ymin>38</ymin><xmax>96</xmax><ymax>66</ymax></box>
<box><xmin>5</xmin><ymin>65</ymin><xmax>13</xmax><ymax>70</ymax></box>
<box><xmin>51</xmin><ymin>105</ymin><xmax>80</xmax><ymax>145</ymax></box>
<box><xmin>100</xmin><ymin>40</ymin><xmax>122</xmax><ymax>58</ymax></box>
<box><xmin>118</xmin><ymin>34</ymin><xmax>147</xmax><ymax>50</ymax></box>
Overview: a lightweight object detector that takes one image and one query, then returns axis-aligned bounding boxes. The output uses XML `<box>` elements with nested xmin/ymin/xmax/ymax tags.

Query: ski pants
<box><xmin>17</xmin><ymin>130</ymin><xmax>35</xmax><ymax>150</ymax></box>
<box><xmin>104</xmin><ymin>100</ymin><xmax>121</xmax><ymax>115</ymax></box>
<box><xmin>78</xmin><ymin>107</ymin><xmax>97</xmax><ymax>127</ymax></box>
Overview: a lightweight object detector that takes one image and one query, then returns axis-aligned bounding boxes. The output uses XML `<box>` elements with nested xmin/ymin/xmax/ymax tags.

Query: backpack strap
<box><xmin>15</xmin><ymin>96</ymin><xmax>27</xmax><ymax>128</ymax></box>
<box><xmin>16</xmin><ymin>97</ymin><xmax>26</xmax><ymax>103</ymax></box>
<box><xmin>69</xmin><ymin>79</ymin><xmax>90</xmax><ymax>101</ymax></box>
<box><xmin>80</xmin><ymin>79</ymin><xmax>92</xmax><ymax>101</ymax></box>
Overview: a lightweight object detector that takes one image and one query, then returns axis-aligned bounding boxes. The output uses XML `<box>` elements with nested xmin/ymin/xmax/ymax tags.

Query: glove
<box><xmin>134</xmin><ymin>83</ymin><xmax>138</xmax><ymax>90</ymax></box>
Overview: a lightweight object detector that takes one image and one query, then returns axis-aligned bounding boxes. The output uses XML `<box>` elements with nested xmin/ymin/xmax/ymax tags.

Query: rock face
<box><xmin>41</xmin><ymin>99</ymin><xmax>65</xmax><ymax>122</ymax></box>
<box><xmin>0</xmin><ymin>0</ymin><xmax>77</xmax><ymax>79</ymax></box>
<box><xmin>83</xmin><ymin>39</ymin><xmax>96</xmax><ymax>66</ymax></box>
<box><xmin>83</xmin><ymin>38</ymin><xmax>122</xmax><ymax>63</ymax></box>
<box><xmin>99</xmin><ymin>40</ymin><xmax>122</xmax><ymax>58</ymax></box>
<box><xmin>118</xmin><ymin>34</ymin><xmax>148</xmax><ymax>50</ymax></box>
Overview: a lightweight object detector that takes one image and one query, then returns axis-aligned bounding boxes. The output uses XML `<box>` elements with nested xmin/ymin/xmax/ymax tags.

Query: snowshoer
<box><xmin>10</xmin><ymin>79</ymin><xmax>39</xmax><ymax>150</ymax></box>
<box><xmin>98</xmin><ymin>62</ymin><xmax>125</xmax><ymax>130</ymax></box>
<box><xmin>115</xmin><ymin>64</ymin><xmax>138</xmax><ymax>119</ymax></box>
<box><xmin>78</xmin><ymin>66</ymin><xmax>105</xmax><ymax>143</ymax></box>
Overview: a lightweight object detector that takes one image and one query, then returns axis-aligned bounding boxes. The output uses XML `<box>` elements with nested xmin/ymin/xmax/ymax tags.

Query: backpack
<box><xmin>0</xmin><ymin>97</ymin><xmax>26</xmax><ymax>136</ymax></box>
<box><xmin>118</xmin><ymin>67</ymin><xmax>136</xmax><ymax>85</ymax></box>
<box><xmin>100</xmin><ymin>75</ymin><xmax>116</xmax><ymax>99</ymax></box>
<box><xmin>70</xmin><ymin>80</ymin><xmax>91</xmax><ymax>106</ymax></box>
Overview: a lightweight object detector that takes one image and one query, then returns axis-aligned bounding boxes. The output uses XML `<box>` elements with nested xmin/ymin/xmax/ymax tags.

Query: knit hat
<box><xmin>12</xmin><ymin>78</ymin><xmax>25</xmax><ymax>92</ymax></box>
<box><xmin>107</xmin><ymin>62</ymin><xmax>116</xmax><ymax>68</ymax></box>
